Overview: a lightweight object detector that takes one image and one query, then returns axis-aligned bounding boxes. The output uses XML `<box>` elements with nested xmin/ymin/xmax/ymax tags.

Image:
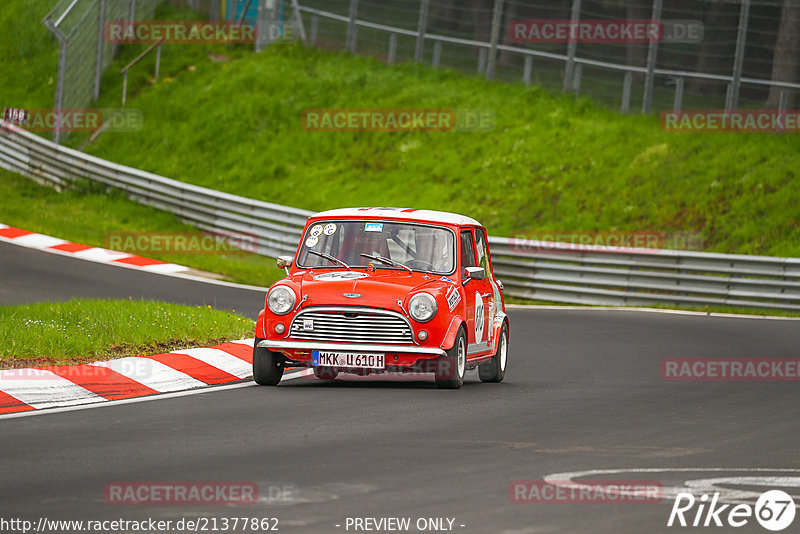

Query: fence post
<box><xmin>641</xmin><ymin>0</ymin><xmax>662</xmax><ymax>113</ymax></box>
<box><xmin>572</xmin><ymin>64</ymin><xmax>582</xmax><ymax>95</ymax></box>
<box><xmin>485</xmin><ymin>0</ymin><xmax>504</xmax><ymax>80</ymax></box>
<box><xmin>726</xmin><ymin>0</ymin><xmax>750</xmax><ymax>111</ymax></box>
<box><xmin>256</xmin><ymin>0</ymin><xmax>279</xmax><ymax>51</ymax></box>
<box><xmin>414</xmin><ymin>0</ymin><xmax>429</xmax><ymax>62</ymax></box>
<box><xmin>387</xmin><ymin>32</ymin><xmax>397</xmax><ymax>64</ymax></box>
<box><xmin>478</xmin><ymin>47</ymin><xmax>487</xmax><ymax>74</ymax></box>
<box><xmin>522</xmin><ymin>55</ymin><xmax>532</xmax><ymax>85</ymax></box>
<box><xmin>93</xmin><ymin>0</ymin><xmax>106</xmax><ymax>101</ymax></box>
<box><xmin>237</xmin><ymin>0</ymin><xmax>253</xmax><ymax>24</ymax></box>
<box><xmin>778</xmin><ymin>89</ymin><xmax>789</xmax><ymax>113</ymax></box>
<box><xmin>122</xmin><ymin>71</ymin><xmax>128</xmax><ymax>106</ymax></box>
<box><xmin>290</xmin><ymin>0</ymin><xmax>307</xmax><ymax>42</ymax></box>
<box><xmin>673</xmin><ymin>77</ymin><xmax>684</xmax><ymax>111</ymax></box>
<box><xmin>346</xmin><ymin>0</ymin><xmax>358</xmax><ymax>53</ymax></box>
<box><xmin>621</xmin><ymin>71</ymin><xmax>632</xmax><ymax>113</ymax></box>
<box><xmin>432</xmin><ymin>40</ymin><xmax>441</xmax><ymax>68</ymax></box>
<box><xmin>43</xmin><ymin>20</ymin><xmax>67</xmax><ymax>144</ymax></box>
<box><xmin>155</xmin><ymin>42</ymin><xmax>162</xmax><ymax>79</ymax></box>
<box><xmin>309</xmin><ymin>14</ymin><xmax>318</xmax><ymax>45</ymax></box>
<box><xmin>129</xmin><ymin>0</ymin><xmax>136</xmax><ymax>22</ymax></box>
<box><xmin>563</xmin><ymin>0</ymin><xmax>581</xmax><ymax>91</ymax></box>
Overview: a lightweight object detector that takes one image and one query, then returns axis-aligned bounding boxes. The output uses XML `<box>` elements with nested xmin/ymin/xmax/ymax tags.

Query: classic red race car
<box><xmin>253</xmin><ymin>207</ymin><xmax>509</xmax><ymax>388</ymax></box>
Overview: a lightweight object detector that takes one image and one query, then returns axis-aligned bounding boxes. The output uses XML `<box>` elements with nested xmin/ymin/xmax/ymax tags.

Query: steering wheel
<box><xmin>406</xmin><ymin>259</ymin><xmax>435</xmax><ymax>270</ymax></box>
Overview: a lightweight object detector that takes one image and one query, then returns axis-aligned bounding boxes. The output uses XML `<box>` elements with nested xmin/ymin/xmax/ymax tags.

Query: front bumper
<box><xmin>257</xmin><ymin>339</ymin><xmax>447</xmax><ymax>357</ymax></box>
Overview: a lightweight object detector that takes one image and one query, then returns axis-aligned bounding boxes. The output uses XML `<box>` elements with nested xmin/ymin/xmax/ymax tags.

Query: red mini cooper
<box><xmin>253</xmin><ymin>207</ymin><xmax>509</xmax><ymax>388</ymax></box>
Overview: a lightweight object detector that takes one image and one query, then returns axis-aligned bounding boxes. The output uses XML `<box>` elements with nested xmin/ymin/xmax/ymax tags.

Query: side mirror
<box><xmin>277</xmin><ymin>256</ymin><xmax>293</xmax><ymax>274</ymax></box>
<box><xmin>496</xmin><ymin>279</ymin><xmax>504</xmax><ymax>291</ymax></box>
<box><xmin>463</xmin><ymin>266</ymin><xmax>485</xmax><ymax>284</ymax></box>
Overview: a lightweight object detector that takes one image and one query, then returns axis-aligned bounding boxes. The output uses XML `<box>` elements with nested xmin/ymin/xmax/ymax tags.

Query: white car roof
<box><xmin>311</xmin><ymin>207</ymin><xmax>482</xmax><ymax>227</ymax></box>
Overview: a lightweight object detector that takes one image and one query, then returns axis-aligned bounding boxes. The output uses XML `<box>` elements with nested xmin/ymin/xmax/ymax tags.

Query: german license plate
<box><xmin>312</xmin><ymin>351</ymin><xmax>385</xmax><ymax>369</ymax></box>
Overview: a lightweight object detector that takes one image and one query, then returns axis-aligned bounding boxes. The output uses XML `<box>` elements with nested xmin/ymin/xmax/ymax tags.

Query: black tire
<box><xmin>435</xmin><ymin>328</ymin><xmax>466</xmax><ymax>389</ymax></box>
<box><xmin>313</xmin><ymin>366</ymin><xmax>339</xmax><ymax>380</ymax></box>
<box><xmin>479</xmin><ymin>323</ymin><xmax>507</xmax><ymax>383</ymax></box>
<box><xmin>253</xmin><ymin>341</ymin><xmax>284</xmax><ymax>386</ymax></box>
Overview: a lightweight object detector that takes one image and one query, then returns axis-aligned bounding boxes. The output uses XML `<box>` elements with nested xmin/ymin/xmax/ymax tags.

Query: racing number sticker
<box><xmin>323</xmin><ymin>223</ymin><xmax>337</xmax><ymax>235</ymax></box>
<box><xmin>309</xmin><ymin>225</ymin><xmax>324</xmax><ymax>237</ymax></box>
<box><xmin>475</xmin><ymin>292</ymin><xmax>485</xmax><ymax>342</ymax></box>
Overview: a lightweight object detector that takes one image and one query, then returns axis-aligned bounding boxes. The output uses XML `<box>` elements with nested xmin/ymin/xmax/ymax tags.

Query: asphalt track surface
<box><xmin>2</xmin><ymin>241</ymin><xmax>799</xmax><ymax>534</ymax></box>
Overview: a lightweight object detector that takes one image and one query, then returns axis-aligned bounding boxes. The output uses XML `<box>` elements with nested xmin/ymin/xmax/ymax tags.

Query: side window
<box><xmin>460</xmin><ymin>230</ymin><xmax>476</xmax><ymax>269</ymax></box>
<box><xmin>475</xmin><ymin>228</ymin><xmax>491</xmax><ymax>274</ymax></box>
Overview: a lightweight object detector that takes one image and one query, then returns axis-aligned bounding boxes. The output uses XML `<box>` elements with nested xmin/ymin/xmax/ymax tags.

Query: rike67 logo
<box><xmin>668</xmin><ymin>490</ymin><xmax>796</xmax><ymax>531</ymax></box>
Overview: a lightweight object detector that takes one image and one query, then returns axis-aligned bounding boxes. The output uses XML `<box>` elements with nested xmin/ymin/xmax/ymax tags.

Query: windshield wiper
<box><xmin>360</xmin><ymin>253</ymin><xmax>413</xmax><ymax>273</ymax></box>
<box><xmin>308</xmin><ymin>250</ymin><xmax>350</xmax><ymax>270</ymax></box>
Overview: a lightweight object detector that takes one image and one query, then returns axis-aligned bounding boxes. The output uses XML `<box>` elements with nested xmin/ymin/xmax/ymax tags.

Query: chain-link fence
<box><xmin>42</xmin><ymin>0</ymin><xmax>162</xmax><ymax>143</ymax></box>
<box><xmin>293</xmin><ymin>0</ymin><xmax>800</xmax><ymax>114</ymax></box>
<box><xmin>41</xmin><ymin>0</ymin><xmax>227</xmax><ymax>144</ymax></box>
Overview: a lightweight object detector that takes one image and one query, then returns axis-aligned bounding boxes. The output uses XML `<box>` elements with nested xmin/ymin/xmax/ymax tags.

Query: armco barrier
<box><xmin>2</xmin><ymin>120</ymin><xmax>800</xmax><ymax>311</ymax></box>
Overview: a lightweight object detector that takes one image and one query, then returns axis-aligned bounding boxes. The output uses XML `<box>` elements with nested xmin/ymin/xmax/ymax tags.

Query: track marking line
<box><xmin>0</xmin><ymin>369</ymin><xmax>313</xmax><ymax>420</ymax></box>
<box><xmin>0</xmin><ymin>369</ymin><xmax>105</xmax><ymax>409</ymax></box>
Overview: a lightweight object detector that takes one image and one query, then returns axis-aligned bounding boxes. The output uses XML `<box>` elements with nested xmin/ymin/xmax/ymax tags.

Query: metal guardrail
<box><xmin>0</xmin><ymin>122</ymin><xmax>309</xmax><ymax>258</ymax></box>
<box><xmin>2</xmin><ymin>120</ymin><xmax>800</xmax><ymax>311</ymax></box>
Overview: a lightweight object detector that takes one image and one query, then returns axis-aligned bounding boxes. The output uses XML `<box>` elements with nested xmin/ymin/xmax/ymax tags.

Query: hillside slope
<box><xmin>83</xmin><ymin>44</ymin><xmax>799</xmax><ymax>256</ymax></box>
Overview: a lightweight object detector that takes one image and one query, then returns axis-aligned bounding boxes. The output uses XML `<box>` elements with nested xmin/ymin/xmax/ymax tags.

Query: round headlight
<box><xmin>267</xmin><ymin>286</ymin><xmax>296</xmax><ymax>315</ymax></box>
<box><xmin>408</xmin><ymin>292</ymin><xmax>437</xmax><ymax>323</ymax></box>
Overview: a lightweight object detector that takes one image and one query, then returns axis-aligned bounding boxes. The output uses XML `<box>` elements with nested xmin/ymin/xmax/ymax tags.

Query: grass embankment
<box><xmin>81</xmin><ymin>45</ymin><xmax>800</xmax><ymax>257</ymax></box>
<box><xmin>0</xmin><ymin>298</ymin><xmax>254</xmax><ymax>368</ymax></box>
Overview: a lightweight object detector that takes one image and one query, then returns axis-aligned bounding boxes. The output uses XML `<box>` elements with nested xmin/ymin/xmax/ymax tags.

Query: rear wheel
<box><xmin>313</xmin><ymin>366</ymin><xmax>339</xmax><ymax>380</ymax></box>
<box><xmin>253</xmin><ymin>341</ymin><xmax>284</xmax><ymax>386</ymax></box>
<box><xmin>435</xmin><ymin>328</ymin><xmax>466</xmax><ymax>389</ymax></box>
<box><xmin>479</xmin><ymin>323</ymin><xmax>507</xmax><ymax>383</ymax></box>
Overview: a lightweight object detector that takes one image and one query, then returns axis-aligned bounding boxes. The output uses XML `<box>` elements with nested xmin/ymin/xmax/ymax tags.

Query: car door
<box><xmin>459</xmin><ymin>229</ymin><xmax>478</xmax><ymax>346</ymax></box>
<box><xmin>460</xmin><ymin>228</ymin><xmax>493</xmax><ymax>355</ymax></box>
<box><xmin>473</xmin><ymin>227</ymin><xmax>498</xmax><ymax>352</ymax></box>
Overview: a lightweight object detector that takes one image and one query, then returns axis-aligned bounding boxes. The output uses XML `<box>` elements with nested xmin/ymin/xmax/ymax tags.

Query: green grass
<box><xmin>0</xmin><ymin>170</ymin><xmax>284</xmax><ymax>287</ymax></box>
<box><xmin>0</xmin><ymin>298</ymin><xmax>254</xmax><ymax>367</ymax></box>
<box><xmin>77</xmin><ymin>43</ymin><xmax>800</xmax><ymax>257</ymax></box>
<box><xmin>0</xmin><ymin>0</ymin><xmax>59</xmax><ymax>112</ymax></box>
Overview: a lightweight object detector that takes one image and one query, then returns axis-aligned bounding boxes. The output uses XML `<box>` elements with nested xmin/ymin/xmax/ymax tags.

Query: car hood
<box><xmin>291</xmin><ymin>269</ymin><xmax>453</xmax><ymax>310</ymax></box>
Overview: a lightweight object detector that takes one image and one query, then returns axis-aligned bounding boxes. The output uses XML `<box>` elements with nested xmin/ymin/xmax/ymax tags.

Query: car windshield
<box><xmin>297</xmin><ymin>220</ymin><xmax>455</xmax><ymax>274</ymax></box>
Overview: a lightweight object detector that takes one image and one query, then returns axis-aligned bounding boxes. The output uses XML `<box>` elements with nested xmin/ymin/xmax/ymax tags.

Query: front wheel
<box><xmin>253</xmin><ymin>341</ymin><xmax>285</xmax><ymax>386</ymax></box>
<box><xmin>479</xmin><ymin>323</ymin><xmax>507</xmax><ymax>383</ymax></box>
<box><xmin>435</xmin><ymin>328</ymin><xmax>466</xmax><ymax>389</ymax></box>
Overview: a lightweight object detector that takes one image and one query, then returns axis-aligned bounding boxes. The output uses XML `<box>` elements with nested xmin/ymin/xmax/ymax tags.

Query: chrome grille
<box><xmin>289</xmin><ymin>308</ymin><xmax>414</xmax><ymax>344</ymax></box>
